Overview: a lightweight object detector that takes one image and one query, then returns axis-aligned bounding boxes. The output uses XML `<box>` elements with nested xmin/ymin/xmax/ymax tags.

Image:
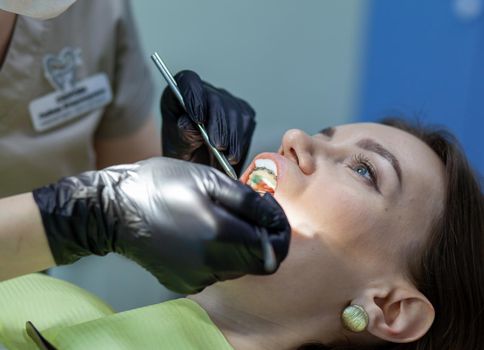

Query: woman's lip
<box><xmin>240</xmin><ymin>152</ymin><xmax>287</xmax><ymax>186</ymax></box>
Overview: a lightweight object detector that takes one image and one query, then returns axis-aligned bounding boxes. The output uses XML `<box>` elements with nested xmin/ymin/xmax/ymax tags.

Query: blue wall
<box><xmin>358</xmin><ymin>0</ymin><xmax>484</xmax><ymax>174</ymax></box>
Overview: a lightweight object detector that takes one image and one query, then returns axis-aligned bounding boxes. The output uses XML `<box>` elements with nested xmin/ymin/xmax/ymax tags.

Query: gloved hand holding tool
<box><xmin>33</xmin><ymin>158</ymin><xmax>291</xmax><ymax>294</ymax></box>
<box><xmin>160</xmin><ymin>65</ymin><xmax>256</xmax><ymax>176</ymax></box>
<box><xmin>152</xmin><ymin>53</ymin><xmax>279</xmax><ymax>271</ymax></box>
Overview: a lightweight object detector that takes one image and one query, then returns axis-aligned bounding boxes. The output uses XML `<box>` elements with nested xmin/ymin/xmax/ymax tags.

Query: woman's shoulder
<box><xmin>0</xmin><ymin>276</ymin><xmax>234</xmax><ymax>350</ymax></box>
<box><xmin>0</xmin><ymin>273</ymin><xmax>114</xmax><ymax>349</ymax></box>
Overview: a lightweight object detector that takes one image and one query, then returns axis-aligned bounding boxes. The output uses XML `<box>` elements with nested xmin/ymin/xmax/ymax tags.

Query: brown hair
<box><xmin>299</xmin><ymin>118</ymin><xmax>484</xmax><ymax>350</ymax></box>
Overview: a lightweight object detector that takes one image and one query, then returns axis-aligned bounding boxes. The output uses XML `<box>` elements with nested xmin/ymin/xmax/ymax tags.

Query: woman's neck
<box><xmin>189</xmin><ymin>291</ymin><xmax>291</xmax><ymax>350</ymax></box>
<box><xmin>0</xmin><ymin>10</ymin><xmax>17</xmax><ymax>67</ymax></box>
<box><xmin>189</xmin><ymin>284</ymin><xmax>342</xmax><ymax>350</ymax></box>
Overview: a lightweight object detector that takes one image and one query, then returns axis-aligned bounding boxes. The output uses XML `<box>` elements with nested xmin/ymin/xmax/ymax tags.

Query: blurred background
<box><xmin>51</xmin><ymin>0</ymin><xmax>484</xmax><ymax>311</ymax></box>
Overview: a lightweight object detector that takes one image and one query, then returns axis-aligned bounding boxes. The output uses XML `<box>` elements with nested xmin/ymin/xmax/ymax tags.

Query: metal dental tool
<box><xmin>151</xmin><ymin>52</ymin><xmax>277</xmax><ymax>272</ymax></box>
<box><xmin>151</xmin><ymin>52</ymin><xmax>238</xmax><ymax>181</ymax></box>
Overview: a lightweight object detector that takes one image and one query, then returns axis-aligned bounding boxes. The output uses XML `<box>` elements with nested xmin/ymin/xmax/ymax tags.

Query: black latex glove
<box><xmin>161</xmin><ymin>70</ymin><xmax>256</xmax><ymax>175</ymax></box>
<box><xmin>33</xmin><ymin>158</ymin><xmax>290</xmax><ymax>294</ymax></box>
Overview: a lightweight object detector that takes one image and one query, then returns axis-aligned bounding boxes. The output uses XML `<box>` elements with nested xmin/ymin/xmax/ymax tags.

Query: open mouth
<box><xmin>246</xmin><ymin>159</ymin><xmax>278</xmax><ymax>195</ymax></box>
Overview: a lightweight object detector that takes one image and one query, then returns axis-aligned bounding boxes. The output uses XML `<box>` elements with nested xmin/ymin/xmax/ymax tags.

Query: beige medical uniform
<box><xmin>0</xmin><ymin>0</ymin><xmax>154</xmax><ymax>197</ymax></box>
<box><xmin>0</xmin><ymin>0</ymin><xmax>168</xmax><ymax>310</ymax></box>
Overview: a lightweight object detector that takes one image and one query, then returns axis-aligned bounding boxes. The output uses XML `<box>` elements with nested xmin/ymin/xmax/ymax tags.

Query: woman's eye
<box><xmin>348</xmin><ymin>154</ymin><xmax>379</xmax><ymax>192</ymax></box>
<box><xmin>354</xmin><ymin>164</ymin><xmax>372</xmax><ymax>180</ymax></box>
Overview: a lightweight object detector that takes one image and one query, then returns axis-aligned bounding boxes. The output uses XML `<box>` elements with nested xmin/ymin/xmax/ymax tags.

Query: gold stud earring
<box><xmin>341</xmin><ymin>304</ymin><xmax>369</xmax><ymax>332</ymax></box>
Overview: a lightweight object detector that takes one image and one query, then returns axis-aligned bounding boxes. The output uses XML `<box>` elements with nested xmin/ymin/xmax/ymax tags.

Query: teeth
<box><xmin>247</xmin><ymin>159</ymin><xmax>278</xmax><ymax>195</ymax></box>
<box><xmin>255</xmin><ymin>159</ymin><xmax>277</xmax><ymax>176</ymax></box>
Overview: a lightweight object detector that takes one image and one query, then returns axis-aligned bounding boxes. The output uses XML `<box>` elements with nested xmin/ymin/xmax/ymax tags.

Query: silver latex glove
<box><xmin>33</xmin><ymin>157</ymin><xmax>291</xmax><ymax>294</ymax></box>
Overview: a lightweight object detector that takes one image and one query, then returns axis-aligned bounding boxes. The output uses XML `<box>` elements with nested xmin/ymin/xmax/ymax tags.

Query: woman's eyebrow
<box><xmin>357</xmin><ymin>138</ymin><xmax>402</xmax><ymax>187</ymax></box>
<box><xmin>317</xmin><ymin>127</ymin><xmax>402</xmax><ymax>187</ymax></box>
<box><xmin>319</xmin><ymin>127</ymin><xmax>335</xmax><ymax>138</ymax></box>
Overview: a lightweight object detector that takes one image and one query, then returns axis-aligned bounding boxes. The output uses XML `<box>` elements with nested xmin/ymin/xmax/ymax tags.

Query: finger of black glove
<box><xmin>205</xmin><ymin>204</ymin><xmax>266</xmax><ymax>273</ymax></box>
<box><xmin>220</xmin><ymin>181</ymin><xmax>288</xmax><ymax>231</ymax></box>
<box><xmin>190</xmin><ymin>145</ymin><xmax>213</xmax><ymax>165</ymax></box>
<box><xmin>174</xmin><ymin>70</ymin><xmax>206</xmax><ymax>124</ymax></box>
<box><xmin>177</xmin><ymin>114</ymin><xmax>214</xmax><ymax>164</ymax></box>
<box><xmin>226</xmin><ymin>108</ymin><xmax>244</xmax><ymax>164</ymax></box>
<box><xmin>203</xmin><ymin>173</ymin><xmax>291</xmax><ymax>253</ymax></box>
<box><xmin>177</xmin><ymin>115</ymin><xmax>204</xmax><ymax>149</ymax></box>
<box><xmin>162</xmin><ymin>114</ymin><xmax>204</xmax><ymax>160</ymax></box>
<box><xmin>160</xmin><ymin>82</ymin><xmax>185</xmax><ymax>120</ymax></box>
<box><xmin>206</xmin><ymin>94</ymin><xmax>228</xmax><ymax>151</ymax></box>
<box><xmin>220</xmin><ymin>95</ymin><xmax>256</xmax><ymax>169</ymax></box>
<box><xmin>209</xmin><ymin>179</ymin><xmax>291</xmax><ymax>268</ymax></box>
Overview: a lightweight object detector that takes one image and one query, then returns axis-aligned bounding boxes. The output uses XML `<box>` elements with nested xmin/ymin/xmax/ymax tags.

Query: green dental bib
<box><xmin>0</xmin><ymin>274</ymin><xmax>233</xmax><ymax>350</ymax></box>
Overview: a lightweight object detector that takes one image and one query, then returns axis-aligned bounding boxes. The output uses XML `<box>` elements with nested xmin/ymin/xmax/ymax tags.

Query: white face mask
<box><xmin>0</xmin><ymin>0</ymin><xmax>77</xmax><ymax>20</ymax></box>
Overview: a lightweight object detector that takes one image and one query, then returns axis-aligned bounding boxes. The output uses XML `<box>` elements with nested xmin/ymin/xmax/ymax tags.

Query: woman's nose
<box><xmin>280</xmin><ymin>129</ymin><xmax>316</xmax><ymax>174</ymax></box>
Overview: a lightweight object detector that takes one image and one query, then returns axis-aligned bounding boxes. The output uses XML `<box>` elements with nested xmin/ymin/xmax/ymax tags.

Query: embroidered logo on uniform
<box><xmin>29</xmin><ymin>47</ymin><xmax>112</xmax><ymax>132</ymax></box>
<box><xmin>43</xmin><ymin>47</ymin><xmax>83</xmax><ymax>90</ymax></box>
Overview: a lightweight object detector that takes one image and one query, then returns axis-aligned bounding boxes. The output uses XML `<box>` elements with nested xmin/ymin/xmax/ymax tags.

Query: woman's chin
<box><xmin>291</xmin><ymin>226</ymin><xmax>317</xmax><ymax>239</ymax></box>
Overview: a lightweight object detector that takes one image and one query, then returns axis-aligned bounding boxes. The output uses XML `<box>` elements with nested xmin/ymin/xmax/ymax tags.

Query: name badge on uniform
<box><xmin>29</xmin><ymin>47</ymin><xmax>113</xmax><ymax>132</ymax></box>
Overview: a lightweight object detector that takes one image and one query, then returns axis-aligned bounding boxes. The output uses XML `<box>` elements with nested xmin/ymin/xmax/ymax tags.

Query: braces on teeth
<box><xmin>247</xmin><ymin>159</ymin><xmax>277</xmax><ymax>195</ymax></box>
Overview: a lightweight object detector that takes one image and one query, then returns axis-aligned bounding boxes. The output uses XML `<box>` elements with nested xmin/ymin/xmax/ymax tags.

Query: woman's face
<box><xmin>227</xmin><ymin>122</ymin><xmax>445</xmax><ymax>320</ymax></box>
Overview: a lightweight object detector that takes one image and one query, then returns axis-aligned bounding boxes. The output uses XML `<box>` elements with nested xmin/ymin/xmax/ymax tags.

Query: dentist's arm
<box><xmin>94</xmin><ymin>115</ymin><xmax>161</xmax><ymax>169</ymax></box>
<box><xmin>0</xmin><ymin>193</ymin><xmax>55</xmax><ymax>281</ymax></box>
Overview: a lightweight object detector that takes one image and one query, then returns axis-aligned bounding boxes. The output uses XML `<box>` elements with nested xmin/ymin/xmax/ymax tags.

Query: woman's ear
<box><xmin>353</xmin><ymin>284</ymin><xmax>435</xmax><ymax>343</ymax></box>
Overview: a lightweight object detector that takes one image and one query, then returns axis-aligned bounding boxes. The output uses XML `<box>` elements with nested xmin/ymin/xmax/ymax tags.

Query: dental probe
<box><xmin>151</xmin><ymin>52</ymin><xmax>238</xmax><ymax>181</ymax></box>
<box><xmin>151</xmin><ymin>52</ymin><xmax>277</xmax><ymax>273</ymax></box>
